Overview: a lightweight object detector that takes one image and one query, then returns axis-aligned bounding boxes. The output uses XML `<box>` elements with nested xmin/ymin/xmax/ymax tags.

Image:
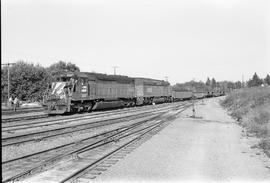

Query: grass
<box><xmin>221</xmin><ymin>86</ymin><xmax>270</xmax><ymax>156</ymax></box>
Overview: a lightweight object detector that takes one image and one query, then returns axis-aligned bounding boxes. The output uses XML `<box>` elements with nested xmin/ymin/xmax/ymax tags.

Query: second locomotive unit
<box><xmin>43</xmin><ymin>72</ymin><xmax>172</xmax><ymax>114</ymax></box>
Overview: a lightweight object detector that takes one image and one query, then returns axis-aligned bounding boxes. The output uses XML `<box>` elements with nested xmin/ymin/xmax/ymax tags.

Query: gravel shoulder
<box><xmin>94</xmin><ymin>98</ymin><xmax>270</xmax><ymax>182</ymax></box>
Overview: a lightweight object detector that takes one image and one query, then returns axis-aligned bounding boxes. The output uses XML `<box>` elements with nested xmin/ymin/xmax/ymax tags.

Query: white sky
<box><xmin>2</xmin><ymin>0</ymin><xmax>270</xmax><ymax>84</ymax></box>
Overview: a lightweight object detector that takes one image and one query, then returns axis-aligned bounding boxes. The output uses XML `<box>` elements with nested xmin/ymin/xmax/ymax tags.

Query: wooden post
<box><xmin>192</xmin><ymin>92</ymin><xmax>195</xmax><ymax>118</ymax></box>
<box><xmin>2</xmin><ymin>62</ymin><xmax>15</xmax><ymax>106</ymax></box>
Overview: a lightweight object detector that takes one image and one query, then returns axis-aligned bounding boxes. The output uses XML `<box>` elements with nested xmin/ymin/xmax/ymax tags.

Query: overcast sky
<box><xmin>2</xmin><ymin>0</ymin><xmax>270</xmax><ymax>84</ymax></box>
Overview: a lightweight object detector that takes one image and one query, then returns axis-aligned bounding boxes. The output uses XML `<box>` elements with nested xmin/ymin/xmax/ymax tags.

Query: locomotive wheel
<box><xmin>78</xmin><ymin>107</ymin><xmax>84</xmax><ymax>113</ymax></box>
<box><xmin>87</xmin><ymin>103</ymin><xmax>93</xmax><ymax>112</ymax></box>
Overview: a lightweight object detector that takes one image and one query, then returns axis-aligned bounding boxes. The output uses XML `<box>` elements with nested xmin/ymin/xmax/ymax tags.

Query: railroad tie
<box><xmin>76</xmin><ymin>177</ymin><xmax>96</xmax><ymax>182</ymax></box>
<box><xmin>93</xmin><ymin>167</ymin><xmax>107</xmax><ymax>171</ymax></box>
<box><xmin>81</xmin><ymin>173</ymin><xmax>97</xmax><ymax>179</ymax></box>
<box><xmin>88</xmin><ymin>171</ymin><xmax>102</xmax><ymax>175</ymax></box>
<box><xmin>111</xmin><ymin>156</ymin><xmax>125</xmax><ymax>159</ymax></box>
<box><xmin>104</xmin><ymin>160</ymin><xmax>119</xmax><ymax>164</ymax></box>
<box><xmin>97</xmin><ymin>164</ymin><xmax>111</xmax><ymax>168</ymax></box>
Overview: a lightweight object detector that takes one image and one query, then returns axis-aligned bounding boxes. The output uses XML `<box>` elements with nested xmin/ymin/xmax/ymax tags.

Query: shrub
<box><xmin>222</xmin><ymin>86</ymin><xmax>270</xmax><ymax>155</ymax></box>
<box><xmin>242</xmin><ymin>104</ymin><xmax>270</xmax><ymax>137</ymax></box>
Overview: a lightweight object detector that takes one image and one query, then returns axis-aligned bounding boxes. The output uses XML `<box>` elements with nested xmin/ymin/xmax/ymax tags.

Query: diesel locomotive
<box><xmin>43</xmin><ymin>72</ymin><xmax>172</xmax><ymax>114</ymax></box>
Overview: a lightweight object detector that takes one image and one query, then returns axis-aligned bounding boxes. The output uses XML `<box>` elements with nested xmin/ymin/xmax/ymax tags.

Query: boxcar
<box><xmin>134</xmin><ymin>78</ymin><xmax>172</xmax><ymax>105</ymax></box>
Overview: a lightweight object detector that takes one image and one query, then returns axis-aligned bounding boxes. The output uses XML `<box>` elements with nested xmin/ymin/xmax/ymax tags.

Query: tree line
<box><xmin>1</xmin><ymin>60</ymin><xmax>270</xmax><ymax>103</ymax></box>
<box><xmin>173</xmin><ymin>73</ymin><xmax>270</xmax><ymax>92</ymax></box>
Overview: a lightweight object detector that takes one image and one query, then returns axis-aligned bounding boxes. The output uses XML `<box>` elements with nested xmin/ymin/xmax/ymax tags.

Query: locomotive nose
<box><xmin>43</xmin><ymin>82</ymin><xmax>69</xmax><ymax>114</ymax></box>
<box><xmin>51</xmin><ymin>82</ymin><xmax>67</xmax><ymax>99</ymax></box>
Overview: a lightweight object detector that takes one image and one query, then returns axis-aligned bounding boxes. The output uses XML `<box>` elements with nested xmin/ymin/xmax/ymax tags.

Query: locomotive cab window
<box><xmin>61</xmin><ymin>77</ymin><xmax>71</xmax><ymax>82</ymax></box>
<box><xmin>81</xmin><ymin>78</ymin><xmax>87</xmax><ymax>85</ymax></box>
<box><xmin>56</xmin><ymin>76</ymin><xmax>71</xmax><ymax>82</ymax></box>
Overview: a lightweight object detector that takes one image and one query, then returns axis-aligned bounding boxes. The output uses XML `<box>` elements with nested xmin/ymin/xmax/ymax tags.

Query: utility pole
<box><xmin>2</xmin><ymin>62</ymin><xmax>16</xmax><ymax>105</ymax></box>
<box><xmin>164</xmin><ymin>76</ymin><xmax>168</xmax><ymax>82</ymax></box>
<box><xmin>113</xmin><ymin>66</ymin><xmax>118</xmax><ymax>75</ymax></box>
<box><xmin>242</xmin><ymin>74</ymin><xmax>244</xmax><ymax>87</ymax></box>
<box><xmin>192</xmin><ymin>91</ymin><xmax>196</xmax><ymax>118</ymax></box>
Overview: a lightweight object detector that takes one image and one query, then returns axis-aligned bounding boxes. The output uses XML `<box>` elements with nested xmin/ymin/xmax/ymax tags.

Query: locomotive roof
<box><xmin>59</xmin><ymin>72</ymin><xmax>88</xmax><ymax>78</ymax></box>
<box><xmin>134</xmin><ymin>77</ymin><xmax>170</xmax><ymax>86</ymax></box>
<box><xmin>61</xmin><ymin>72</ymin><xmax>170</xmax><ymax>86</ymax></box>
<box><xmin>172</xmin><ymin>89</ymin><xmax>192</xmax><ymax>92</ymax></box>
<box><xmin>82</xmin><ymin>72</ymin><xmax>134</xmax><ymax>84</ymax></box>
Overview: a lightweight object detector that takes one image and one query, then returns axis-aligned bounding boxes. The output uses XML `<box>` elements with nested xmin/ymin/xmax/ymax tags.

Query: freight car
<box><xmin>193</xmin><ymin>92</ymin><xmax>206</xmax><ymax>99</ymax></box>
<box><xmin>43</xmin><ymin>72</ymin><xmax>172</xmax><ymax>114</ymax></box>
<box><xmin>172</xmin><ymin>90</ymin><xmax>207</xmax><ymax>101</ymax></box>
<box><xmin>172</xmin><ymin>90</ymin><xmax>193</xmax><ymax>101</ymax></box>
<box><xmin>213</xmin><ymin>91</ymin><xmax>225</xmax><ymax>97</ymax></box>
<box><xmin>205</xmin><ymin>91</ymin><xmax>214</xmax><ymax>98</ymax></box>
<box><xmin>134</xmin><ymin>77</ymin><xmax>172</xmax><ymax>105</ymax></box>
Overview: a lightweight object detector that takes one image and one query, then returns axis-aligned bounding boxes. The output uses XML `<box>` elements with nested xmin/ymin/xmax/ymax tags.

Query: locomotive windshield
<box><xmin>57</xmin><ymin>76</ymin><xmax>71</xmax><ymax>82</ymax></box>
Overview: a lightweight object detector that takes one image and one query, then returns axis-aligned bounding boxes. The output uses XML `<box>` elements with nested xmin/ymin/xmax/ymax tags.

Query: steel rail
<box><xmin>2</xmin><ymin>108</ymin><xmax>175</xmax><ymax>183</ymax></box>
<box><xmin>2</xmin><ymin>105</ymin><xmax>181</xmax><ymax>147</ymax></box>
<box><xmin>2</xmin><ymin>101</ymin><xmax>179</xmax><ymax>125</ymax></box>
<box><xmin>2</xmin><ymin>107</ymin><xmax>43</xmax><ymax>115</ymax></box>
<box><xmin>59</xmin><ymin>106</ymin><xmax>190</xmax><ymax>183</ymax></box>
<box><xmin>2</xmin><ymin>103</ymin><xmax>178</xmax><ymax>131</ymax></box>
<box><xmin>2</xmin><ymin>116</ymin><xmax>154</xmax><ymax>165</ymax></box>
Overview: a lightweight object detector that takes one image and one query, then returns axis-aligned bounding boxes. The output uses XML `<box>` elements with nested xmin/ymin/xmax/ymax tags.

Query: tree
<box><xmin>247</xmin><ymin>72</ymin><xmax>263</xmax><ymax>87</ymax></box>
<box><xmin>2</xmin><ymin>61</ymin><xmax>50</xmax><ymax>101</ymax></box>
<box><xmin>173</xmin><ymin>80</ymin><xmax>212</xmax><ymax>92</ymax></box>
<box><xmin>1</xmin><ymin>68</ymin><xmax>8</xmax><ymax>90</ymax></box>
<box><xmin>234</xmin><ymin>81</ymin><xmax>242</xmax><ymax>89</ymax></box>
<box><xmin>264</xmin><ymin>74</ymin><xmax>270</xmax><ymax>85</ymax></box>
<box><xmin>1</xmin><ymin>68</ymin><xmax>8</xmax><ymax>103</ymax></box>
<box><xmin>216</xmin><ymin>82</ymin><xmax>220</xmax><ymax>88</ymax></box>
<box><xmin>47</xmin><ymin>61</ymin><xmax>80</xmax><ymax>78</ymax></box>
<box><xmin>211</xmin><ymin>78</ymin><xmax>216</xmax><ymax>89</ymax></box>
<box><xmin>205</xmin><ymin>77</ymin><xmax>211</xmax><ymax>86</ymax></box>
<box><xmin>227</xmin><ymin>82</ymin><xmax>236</xmax><ymax>91</ymax></box>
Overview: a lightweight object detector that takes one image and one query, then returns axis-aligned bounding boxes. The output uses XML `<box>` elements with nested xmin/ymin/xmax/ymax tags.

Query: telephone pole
<box><xmin>2</xmin><ymin>62</ymin><xmax>16</xmax><ymax>104</ymax></box>
<box><xmin>242</xmin><ymin>74</ymin><xmax>244</xmax><ymax>87</ymax></box>
<box><xmin>165</xmin><ymin>76</ymin><xmax>168</xmax><ymax>82</ymax></box>
<box><xmin>113</xmin><ymin>66</ymin><xmax>118</xmax><ymax>75</ymax></box>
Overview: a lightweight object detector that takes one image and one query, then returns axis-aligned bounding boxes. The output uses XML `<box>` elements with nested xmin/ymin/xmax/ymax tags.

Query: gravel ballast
<box><xmin>94</xmin><ymin>98</ymin><xmax>270</xmax><ymax>182</ymax></box>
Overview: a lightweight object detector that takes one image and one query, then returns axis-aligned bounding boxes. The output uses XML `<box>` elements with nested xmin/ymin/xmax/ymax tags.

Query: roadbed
<box><xmin>94</xmin><ymin>97</ymin><xmax>270</xmax><ymax>182</ymax></box>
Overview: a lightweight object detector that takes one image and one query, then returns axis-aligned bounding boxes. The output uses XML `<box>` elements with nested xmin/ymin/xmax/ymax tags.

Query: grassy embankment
<box><xmin>221</xmin><ymin>87</ymin><xmax>270</xmax><ymax>156</ymax></box>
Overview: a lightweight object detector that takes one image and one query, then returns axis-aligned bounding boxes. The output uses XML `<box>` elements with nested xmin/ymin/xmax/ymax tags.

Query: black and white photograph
<box><xmin>1</xmin><ymin>0</ymin><xmax>270</xmax><ymax>182</ymax></box>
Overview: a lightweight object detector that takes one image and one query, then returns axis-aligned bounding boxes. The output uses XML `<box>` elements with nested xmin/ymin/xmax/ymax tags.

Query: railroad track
<box><xmin>2</xmin><ymin>102</ymin><xmax>177</xmax><ymax>130</ymax></box>
<box><xmin>1</xmin><ymin>101</ymin><xmax>176</xmax><ymax>123</ymax></box>
<box><xmin>1</xmin><ymin>105</ymin><xmax>182</xmax><ymax>147</ymax></box>
<box><xmin>2</xmin><ymin>103</ymin><xmax>186</xmax><ymax>147</ymax></box>
<box><xmin>2</xmin><ymin>103</ymin><xmax>191</xmax><ymax>183</ymax></box>
<box><xmin>2</xmin><ymin>113</ymin><xmax>48</xmax><ymax>123</ymax></box>
<box><xmin>1</xmin><ymin>107</ymin><xmax>43</xmax><ymax>116</ymax></box>
<box><xmin>60</xmin><ymin>116</ymin><xmax>173</xmax><ymax>183</ymax></box>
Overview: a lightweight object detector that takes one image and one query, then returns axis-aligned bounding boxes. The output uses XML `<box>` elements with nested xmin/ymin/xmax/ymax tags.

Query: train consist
<box><xmin>43</xmin><ymin>72</ymin><xmax>224</xmax><ymax>114</ymax></box>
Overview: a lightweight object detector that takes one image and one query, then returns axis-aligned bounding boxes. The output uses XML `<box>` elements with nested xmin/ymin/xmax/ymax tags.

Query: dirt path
<box><xmin>94</xmin><ymin>98</ymin><xmax>270</xmax><ymax>182</ymax></box>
